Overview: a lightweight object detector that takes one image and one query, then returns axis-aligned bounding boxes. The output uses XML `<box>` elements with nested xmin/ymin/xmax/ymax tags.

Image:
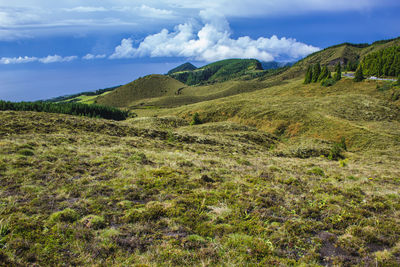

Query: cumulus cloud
<box><xmin>110</xmin><ymin>12</ymin><xmax>319</xmax><ymax>62</ymax></box>
<box><xmin>0</xmin><ymin>55</ymin><xmax>78</xmax><ymax>64</ymax></box>
<box><xmin>83</xmin><ymin>54</ymin><xmax>107</xmax><ymax>60</ymax></box>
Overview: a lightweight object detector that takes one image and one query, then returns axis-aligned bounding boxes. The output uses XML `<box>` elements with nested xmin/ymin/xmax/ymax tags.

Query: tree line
<box><xmin>304</xmin><ymin>61</ymin><xmax>367</xmax><ymax>85</ymax></box>
<box><xmin>0</xmin><ymin>101</ymin><xmax>130</xmax><ymax>121</ymax></box>
<box><xmin>361</xmin><ymin>46</ymin><xmax>400</xmax><ymax>77</ymax></box>
<box><xmin>304</xmin><ymin>62</ymin><xmax>342</xmax><ymax>85</ymax></box>
<box><xmin>46</xmin><ymin>86</ymin><xmax>120</xmax><ymax>103</ymax></box>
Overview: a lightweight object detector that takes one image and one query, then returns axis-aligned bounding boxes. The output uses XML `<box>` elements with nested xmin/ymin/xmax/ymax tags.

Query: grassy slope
<box><xmin>95</xmin><ymin>73</ymin><xmax>283</xmax><ymax>109</ymax></box>
<box><xmin>95</xmin><ymin>74</ymin><xmax>186</xmax><ymax>108</ymax></box>
<box><xmin>287</xmin><ymin>38</ymin><xmax>400</xmax><ymax>77</ymax></box>
<box><xmin>138</xmin><ymin>77</ymin><xmax>400</xmax><ymax>152</ymax></box>
<box><xmin>167</xmin><ymin>62</ymin><xmax>197</xmax><ymax>75</ymax></box>
<box><xmin>1</xmin><ymin>110</ymin><xmax>400</xmax><ymax>266</ymax></box>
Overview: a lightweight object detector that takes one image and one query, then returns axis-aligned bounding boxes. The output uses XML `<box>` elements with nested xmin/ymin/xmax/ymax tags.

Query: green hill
<box><xmin>292</xmin><ymin>38</ymin><xmax>400</xmax><ymax>70</ymax></box>
<box><xmin>167</xmin><ymin>62</ymin><xmax>197</xmax><ymax>75</ymax></box>
<box><xmin>169</xmin><ymin>58</ymin><xmax>264</xmax><ymax>85</ymax></box>
<box><xmin>95</xmin><ymin>74</ymin><xmax>186</xmax><ymax>108</ymax></box>
<box><xmin>2</xmin><ymin>37</ymin><xmax>400</xmax><ymax>266</ymax></box>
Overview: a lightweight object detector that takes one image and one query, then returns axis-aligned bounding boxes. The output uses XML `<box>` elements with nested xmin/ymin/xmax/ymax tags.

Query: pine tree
<box><xmin>312</xmin><ymin>63</ymin><xmax>321</xmax><ymax>83</ymax></box>
<box><xmin>354</xmin><ymin>65</ymin><xmax>365</xmax><ymax>82</ymax></box>
<box><xmin>334</xmin><ymin>62</ymin><xmax>342</xmax><ymax>81</ymax></box>
<box><xmin>318</xmin><ymin>66</ymin><xmax>329</xmax><ymax>81</ymax></box>
<box><xmin>304</xmin><ymin>65</ymin><xmax>313</xmax><ymax>84</ymax></box>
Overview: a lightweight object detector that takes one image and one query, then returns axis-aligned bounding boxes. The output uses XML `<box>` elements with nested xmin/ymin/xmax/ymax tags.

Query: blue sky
<box><xmin>1</xmin><ymin>0</ymin><xmax>400</xmax><ymax>101</ymax></box>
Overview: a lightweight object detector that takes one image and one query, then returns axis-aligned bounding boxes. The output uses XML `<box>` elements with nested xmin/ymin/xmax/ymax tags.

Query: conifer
<box><xmin>354</xmin><ymin>65</ymin><xmax>365</xmax><ymax>82</ymax></box>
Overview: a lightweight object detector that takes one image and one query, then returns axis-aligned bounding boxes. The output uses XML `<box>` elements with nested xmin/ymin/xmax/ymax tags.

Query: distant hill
<box><xmin>167</xmin><ymin>62</ymin><xmax>197</xmax><ymax>75</ymax></box>
<box><xmin>169</xmin><ymin>59</ymin><xmax>264</xmax><ymax>85</ymax></box>
<box><xmin>95</xmin><ymin>74</ymin><xmax>186</xmax><ymax>108</ymax></box>
<box><xmin>273</xmin><ymin>37</ymin><xmax>400</xmax><ymax>80</ymax></box>
<box><xmin>261</xmin><ymin>61</ymin><xmax>294</xmax><ymax>70</ymax></box>
<box><xmin>295</xmin><ymin>37</ymin><xmax>400</xmax><ymax>69</ymax></box>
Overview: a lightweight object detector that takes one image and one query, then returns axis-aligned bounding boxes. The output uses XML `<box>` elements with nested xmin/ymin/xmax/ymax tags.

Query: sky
<box><xmin>1</xmin><ymin>0</ymin><xmax>400</xmax><ymax>101</ymax></box>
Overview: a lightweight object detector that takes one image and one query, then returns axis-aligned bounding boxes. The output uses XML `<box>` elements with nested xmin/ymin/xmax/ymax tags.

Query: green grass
<box><xmin>1</xmin><ymin>110</ymin><xmax>399</xmax><ymax>266</ymax></box>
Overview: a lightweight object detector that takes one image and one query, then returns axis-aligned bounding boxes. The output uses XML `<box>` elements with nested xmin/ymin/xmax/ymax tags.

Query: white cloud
<box><xmin>136</xmin><ymin>5</ymin><xmax>174</xmax><ymax>18</ymax></box>
<box><xmin>110</xmin><ymin>12</ymin><xmax>320</xmax><ymax>62</ymax></box>
<box><xmin>0</xmin><ymin>7</ymin><xmax>43</xmax><ymax>27</ymax></box>
<box><xmin>64</xmin><ymin>6</ymin><xmax>108</xmax><ymax>13</ymax></box>
<box><xmin>0</xmin><ymin>55</ymin><xmax>78</xmax><ymax>64</ymax></box>
<box><xmin>83</xmin><ymin>53</ymin><xmax>107</xmax><ymax>60</ymax></box>
<box><xmin>0</xmin><ymin>56</ymin><xmax>38</xmax><ymax>64</ymax></box>
<box><xmin>39</xmin><ymin>55</ymin><xmax>77</xmax><ymax>63</ymax></box>
<box><xmin>1</xmin><ymin>0</ymin><xmax>399</xmax><ymax>40</ymax></box>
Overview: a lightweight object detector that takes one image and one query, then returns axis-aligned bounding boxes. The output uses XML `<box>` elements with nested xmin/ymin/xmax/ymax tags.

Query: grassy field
<box><xmin>0</xmin><ymin>109</ymin><xmax>399</xmax><ymax>266</ymax></box>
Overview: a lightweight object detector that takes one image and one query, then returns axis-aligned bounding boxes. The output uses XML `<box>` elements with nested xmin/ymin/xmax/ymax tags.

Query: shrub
<box><xmin>328</xmin><ymin>138</ymin><xmax>346</xmax><ymax>160</ymax></box>
<box><xmin>328</xmin><ymin>144</ymin><xmax>344</xmax><ymax>160</ymax></box>
<box><xmin>321</xmin><ymin>78</ymin><xmax>336</xmax><ymax>87</ymax></box>
<box><xmin>190</xmin><ymin>112</ymin><xmax>202</xmax><ymax>125</ymax></box>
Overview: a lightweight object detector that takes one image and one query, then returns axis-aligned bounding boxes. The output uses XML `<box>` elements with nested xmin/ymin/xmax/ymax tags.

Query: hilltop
<box><xmin>95</xmin><ymin>75</ymin><xmax>186</xmax><ymax>108</ymax></box>
<box><xmin>169</xmin><ymin>58</ymin><xmax>264</xmax><ymax>85</ymax></box>
<box><xmin>167</xmin><ymin>62</ymin><xmax>197</xmax><ymax>75</ymax></box>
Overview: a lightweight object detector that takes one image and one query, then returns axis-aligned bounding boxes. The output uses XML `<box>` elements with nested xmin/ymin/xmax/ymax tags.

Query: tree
<box><xmin>354</xmin><ymin>65</ymin><xmax>365</xmax><ymax>82</ymax></box>
<box><xmin>334</xmin><ymin>62</ymin><xmax>342</xmax><ymax>81</ymax></box>
<box><xmin>318</xmin><ymin>66</ymin><xmax>330</xmax><ymax>81</ymax></box>
<box><xmin>304</xmin><ymin>65</ymin><xmax>313</xmax><ymax>84</ymax></box>
<box><xmin>312</xmin><ymin>63</ymin><xmax>321</xmax><ymax>83</ymax></box>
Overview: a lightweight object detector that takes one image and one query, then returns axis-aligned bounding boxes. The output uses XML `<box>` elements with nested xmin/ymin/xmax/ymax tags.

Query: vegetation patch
<box><xmin>0</xmin><ymin>100</ymin><xmax>130</xmax><ymax>120</ymax></box>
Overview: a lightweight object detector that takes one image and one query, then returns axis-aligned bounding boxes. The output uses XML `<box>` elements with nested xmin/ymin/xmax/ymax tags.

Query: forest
<box><xmin>0</xmin><ymin>101</ymin><xmax>129</xmax><ymax>120</ymax></box>
<box><xmin>361</xmin><ymin>46</ymin><xmax>400</xmax><ymax>77</ymax></box>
